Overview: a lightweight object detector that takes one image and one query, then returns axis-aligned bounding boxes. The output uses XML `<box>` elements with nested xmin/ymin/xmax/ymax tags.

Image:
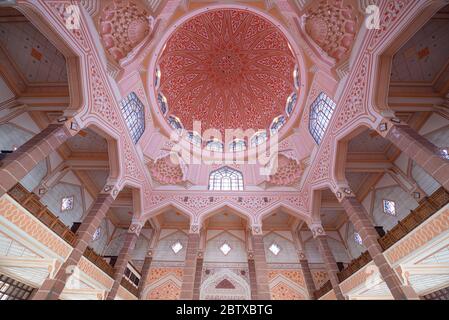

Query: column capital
<box><xmin>297</xmin><ymin>250</ymin><xmax>307</xmax><ymax>260</ymax></box>
<box><xmin>128</xmin><ymin>221</ymin><xmax>144</xmax><ymax>236</ymax></box>
<box><xmin>334</xmin><ymin>186</ymin><xmax>356</xmax><ymax>202</ymax></box>
<box><xmin>376</xmin><ymin>117</ymin><xmax>403</xmax><ymax>137</ymax></box>
<box><xmin>309</xmin><ymin>223</ymin><xmax>326</xmax><ymax>238</ymax></box>
<box><xmin>189</xmin><ymin>223</ymin><xmax>200</xmax><ymax>234</ymax></box>
<box><xmin>100</xmin><ymin>183</ymin><xmax>120</xmax><ymax>199</ymax></box>
<box><xmin>54</xmin><ymin>116</ymin><xmax>81</xmax><ymax>137</ymax></box>
<box><xmin>250</xmin><ymin>224</ymin><xmax>263</xmax><ymax>236</ymax></box>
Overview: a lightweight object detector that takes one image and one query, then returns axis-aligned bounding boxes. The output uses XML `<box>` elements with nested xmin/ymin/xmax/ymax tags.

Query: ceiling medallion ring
<box><xmin>147</xmin><ymin>4</ymin><xmax>308</xmax><ymax>160</ymax></box>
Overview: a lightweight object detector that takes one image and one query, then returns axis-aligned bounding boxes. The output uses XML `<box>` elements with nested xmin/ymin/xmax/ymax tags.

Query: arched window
<box><xmin>120</xmin><ymin>92</ymin><xmax>145</xmax><ymax>144</ymax></box>
<box><xmin>206</xmin><ymin>139</ymin><xmax>224</xmax><ymax>152</ymax></box>
<box><xmin>209</xmin><ymin>166</ymin><xmax>243</xmax><ymax>191</ymax></box>
<box><xmin>168</xmin><ymin>115</ymin><xmax>183</xmax><ymax>132</ymax></box>
<box><xmin>250</xmin><ymin>131</ymin><xmax>268</xmax><ymax>147</ymax></box>
<box><xmin>309</xmin><ymin>92</ymin><xmax>336</xmax><ymax>144</ymax></box>
<box><xmin>229</xmin><ymin>139</ymin><xmax>246</xmax><ymax>152</ymax></box>
<box><xmin>285</xmin><ymin>92</ymin><xmax>297</xmax><ymax>116</ymax></box>
<box><xmin>158</xmin><ymin>92</ymin><xmax>168</xmax><ymax>115</ymax></box>
<box><xmin>270</xmin><ymin>115</ymin><xmax>286</xmax><ymax>135</ymax></box>
<box><xmin>186</xmin><ymin>131</ymin><xmax>202</xmax><ymax>147</ymax></box>
<box><xmin>155</xmin><ymin>66</ymin><xmax>161</xmax><ymax>88</ymax></box>
<box><xmin>293</xmin><ymin>65</ymin><xmax>300</xmax><ymax>90</ymax></box>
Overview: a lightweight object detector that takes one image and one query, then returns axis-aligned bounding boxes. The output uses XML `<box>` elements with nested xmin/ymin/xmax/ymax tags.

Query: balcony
<box><xmin>314</xmin><ymin>187</ymin><xmax>449</xmax><ymax>298</ymax></box>
<box><xmin>6</xmin><ymin>183</ymin><xmax>130</xmax><ymax>294</ymax></box>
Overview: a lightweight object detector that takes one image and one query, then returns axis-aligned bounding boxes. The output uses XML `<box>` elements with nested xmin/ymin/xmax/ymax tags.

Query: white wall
<box><xmin>204</xmin><ymin>230</ymin><xmax>247</xmax><ymax>263</ymax></box>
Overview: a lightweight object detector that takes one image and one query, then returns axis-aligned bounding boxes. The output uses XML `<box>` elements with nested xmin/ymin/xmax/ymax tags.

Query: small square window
<box><xmin>61</xmin><ymin>196</ymin><xmax>74</xmax><ymax>212</ymax></box>
<box><xmin>383</xmin><ymin>200</ymin><xmax>396</xmax><ymax>216</ymax></box>
<box><xmin>220</xmin><ymin>242</ymin><xmax>231</xmax><ymax>255</ymax></box>
<box><xmin>92</xmin><ymin>227</ymin><xmax>101</xmax><ymax>241</ymax></box>
<box><xmin>171</xmin><ymin>241</ymin><xmax>183</xmax><ymax>254</ymax></box>
<box><xmin>354</xmin><ymin>233</ymin><xmax>363</xmax><ymax>245</ymax></box>
<box><xmin>269</xmin><ymin>243</ymin><xmax>281</xmax><ymax>256</ymax></box>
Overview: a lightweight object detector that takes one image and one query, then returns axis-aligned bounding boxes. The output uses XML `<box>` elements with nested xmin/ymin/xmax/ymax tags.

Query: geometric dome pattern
<box><xmin>157</xmin><ymin>9</ymin><xmax>297</xmax><ymax>136</ymax></box>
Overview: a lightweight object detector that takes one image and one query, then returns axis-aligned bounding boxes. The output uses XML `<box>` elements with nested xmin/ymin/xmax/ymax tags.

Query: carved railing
<box><xmin>8</xmin><ymin>183</ymin><xmax>77</xmax><ymax>245</ymax></box>
<box><xmin>121</xmin><ymin>276</ymin><xmax>139</xmax><ymax>297</ymax></box>
<box><xmin>83</xmin><ymin>247</ymin><xmax>114</xmax><ymax>277</ymax></box>
<box><xmin>314</xmin><ymin>280</ymin><xmax>332</xmax><ymax>299</ymax></box>
<box><xmin>7</xmin><ymin>183</ymin><xmax>114</xmax><ymax>278</ymax></box>
<box><xmin>337</xmin><ymin>251</ymin><xmax>372</xmax><ymax>283</ymax></box>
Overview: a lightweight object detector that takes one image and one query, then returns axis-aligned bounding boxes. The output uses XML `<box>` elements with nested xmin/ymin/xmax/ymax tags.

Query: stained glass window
<box><xmin>383</xmin><ymin>199</ymin><xmax>396</xmax><ymax>216</ymax></box>
<box><xmin>286</xmin><ymin>92</ymin><xmax>297</xmax><ymax>116</ymax></box>
<box><xmin>270</xmin><ymin>115</ymin><xmax>286</xmax><ymax>135</ymax></box>
<box><xmin>155</xmin><ymin>66</ymin><xmax>161</xmax><ymax>88</ymax></box>
<box><xmin>168</xmin><ymin>115</ymin><xmax>183</xmax><ymax>132</ymax></box>
<box><xmin>229</xmin><ymin>139</ymin><xmax>246</xmax><ymax>152</ymax></box>
<box><xmin>209</xmin><ymin>166</ymin><xmax>243</xmax><ymax>191</ymax></box>
<box><xmin>309</xmin><ymin>92</ymin><xmax>336</xmax><ymax>145</ymax></box>
<box><xmin>293</xmin><ymin>65</ymin><xmax>300</xmax><ymax>89</ymax></box>
<box><xmin>206</xmin><ymin>140</ymin><xmax>224</xmax><ymax>152</ymax></box>
<box><xmin>157</xmin><ymin>92</ymin><xmax>168</xmax><ymax>115</ymax></box>
<box><xmin>61</xmin><ymin>196</ymin><xmax>74</xmax><ymax>212</ymax></box>
<box><xmin>120</xmin><ymin>92</ymin><xmax>145</xmax><ymax>144</ymax></box>
<box><xmin>250</xmin><ymin>131</ymin><xmax>268</xmax><ymax>147</ymax></box>
<box><xmin>186</xmin><ymin>131</ymin><xmax>202</xmax><ymax>147</ymax></box>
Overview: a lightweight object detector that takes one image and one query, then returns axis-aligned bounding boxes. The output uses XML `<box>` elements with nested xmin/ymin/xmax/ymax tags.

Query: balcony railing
<box><xmin>337</xmin><ymin>251</ymin><xmax>372</xmax><ymax>283</ymax></box>
<box><xmin>315</xmin><ymin>187</ymin><xmax>449</xmax><ymax>298</ymax></box>
<box><xmin>83</xmin><ymin>247</ymin><xmax>114</xmax><ymax>277</ymax></box>
<box><xmin>314</xmin><ymin>280</ymin><xmax>332</xmax><ymax>299</ymax></box>
<box><xmin>121</xmin><ymin>277</ymin><xmax>139</xmax><ymax>297</ymax></box>
<box><xmin>378</xmin><ymin>187</ymin><xmax>449</xmax><ymax>250</ymax></box>
<box><xmin>7</xmin><ymin>184</ymin><xmax>115</xmax><ymax>279</ymax></box>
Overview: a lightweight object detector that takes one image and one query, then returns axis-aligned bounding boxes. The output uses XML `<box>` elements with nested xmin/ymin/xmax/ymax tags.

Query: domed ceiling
<box><xmin>156</xmin><ymin>9</ymin><xmax>298</xmax><ymax>137</ymax></box>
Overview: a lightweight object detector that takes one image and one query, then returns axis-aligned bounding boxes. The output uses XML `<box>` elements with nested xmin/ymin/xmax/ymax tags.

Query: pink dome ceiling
<box><xmin>157</xmin><ymin>9</ymin><xmax>297</xmax><ymax>136</ymax></box>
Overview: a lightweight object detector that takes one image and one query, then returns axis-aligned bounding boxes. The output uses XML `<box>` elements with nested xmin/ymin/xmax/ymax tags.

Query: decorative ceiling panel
<box><xmin>157</xmin><ymin>9</ymin><xmax>297</xmax><ymax>135</ymax></box>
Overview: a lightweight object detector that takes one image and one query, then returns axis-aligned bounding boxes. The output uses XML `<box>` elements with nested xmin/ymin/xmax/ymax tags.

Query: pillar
<box><xmin>32</xmin><ymin>191</ymin><xmax>115</xmax><ymax>300</ymax></box>
<box><xmin>250</xmin><ymin>227</ymin><xmax>271</xmax><ymax>300</ymax></box>
<box><xmin>137</xmin><ymin>228</ymin><xmax>159</xmax><ymax>299</ymax></box>
<box><xmin>247</xmin><ymin>255</ymin><xmax>258</xmax><ymax>300</ymax></box>
<box><xmin>106</xmin><ymin>222</ymin><xmax>141</xmax><ymax>300</ymax></box>
<box><xmin>179</xmin><ymin>225</ymin><xmax>201</xmax><ymax>300</ymax></box>
<box><xmin>137</xmin><ymin>253</ymin><xmax>152</xmax><ymax>299</ymax></box>
<box><xmin>380</xmin><ymin>120</ymin><xmax>449</xmax><ymax>191</ymax></box>
<box><xmin>337</xmin><ymin>188</ymin><xmax>418</xmax><ymax>300</ymax></box>
<box><xmin>298</xmin><ymin>251</ymin><xmax>316</xmax><ymax>300</ymax></box>
<box><xmin>292</xmin><ymin>228</ymin><xmax>316</xmax><ymax>299</ymax></box>
<box><xmin>0</xmin><ymin>122</ymin><xmax>77</xmax><ymax>197</ymax></box>
<box><xmin>310</xmin><ymin>224</ymin><xmax>345</xmax><ymax>300</ymax></box>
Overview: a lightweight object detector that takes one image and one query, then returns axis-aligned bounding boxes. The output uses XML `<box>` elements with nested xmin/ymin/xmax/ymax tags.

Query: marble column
<box><xmin>0</xmin><ymin>122</ymin><xmax>76</xmax><ymax>197</ymax></box>
<box><xmin>381</xmin><ymin>120</ymin><xmax>449</xmax><ymax>191</ymax></box>
<box><xmin>32</xmin><ymin>192</ymin><xmax>115</xmax><ymax>300</ymax></box>
<box><xmin>311</xmin><ymin>224</ymin><xmax>345</xmax><ymax>300</ymax></box>
<box><xmin>338</xmin><ymin>190</ymin><xmax>418</xmax><ymax>300</ymax></box>
<box><xmin>106</xmin><ymin>223</ymin><xmax>141</xmax><ymax>300</ymax></box>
